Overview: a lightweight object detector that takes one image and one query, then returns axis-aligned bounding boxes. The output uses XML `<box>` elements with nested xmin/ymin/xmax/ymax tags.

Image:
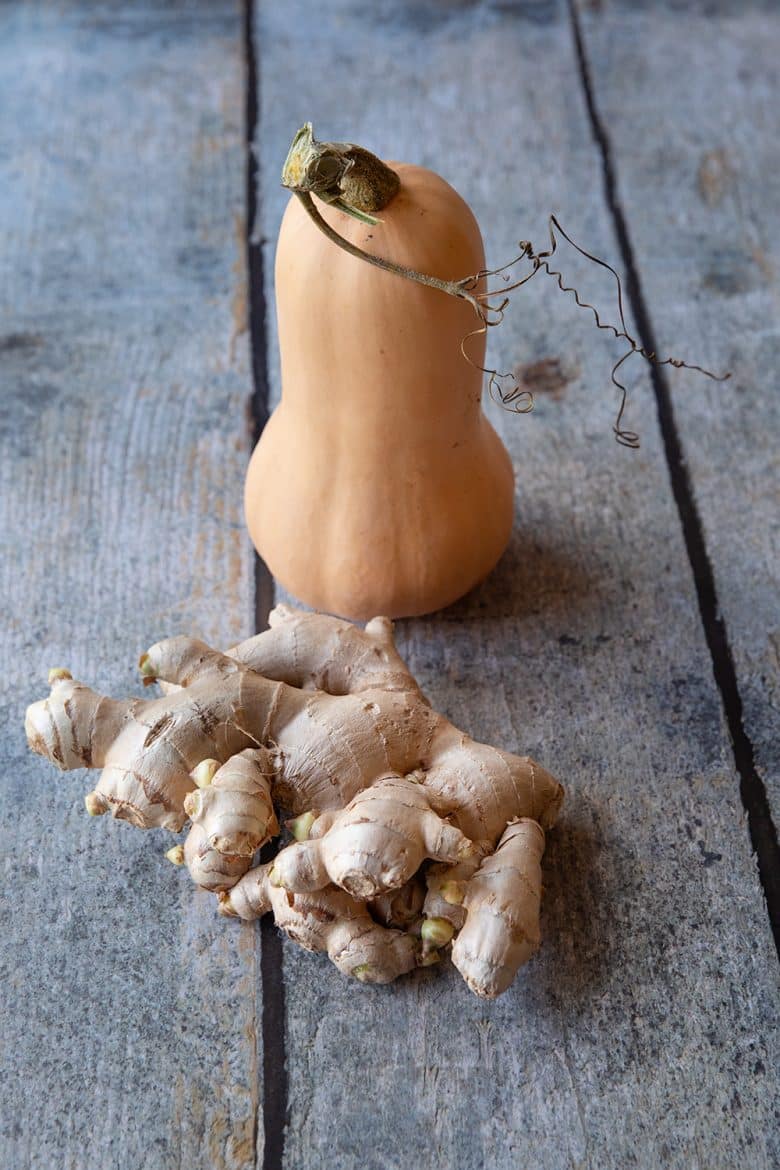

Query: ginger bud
<box><xmin>138</xmin><ymin>653</ymin><xmax>156</xmax><ymax>685</ymax></box>
<box><xmin>352</xmin><ymin>963</ymin><xmax>377</xmax><ymax>983</ymax></box>
<box><xmin>217</xmin><ymin>892</ymin><xmax>239</xmax><ymax>917</ymax></box>
<box><xmin>421</xmin><ymin>917</ymin><xmax>455</xmax><ymax>948</ymax></box>
<box><xmin>85</xmin><ymin>790</ymin><xmax>108</xmax><ymax>816</ymax></box>
<box><xmin>287</xmin><ymin>810</ymin><xmax>317</xmax><ymax>841</ymax></box>
<box><xmin>440</xmin><ymin>880</ymin><xmax>465</xmax><ymax>906</ymax></box>
<box><xmin>191</xmin><ymin>759</ymin><xmax>220</xmax><ymax>789</ymax></box>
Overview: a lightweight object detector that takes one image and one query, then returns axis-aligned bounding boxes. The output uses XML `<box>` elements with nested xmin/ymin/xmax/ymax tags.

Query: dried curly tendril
<box><xmin>282</xmin><ymin>124</ymin><xmax>730</xmax><ymax>449</ymax></box>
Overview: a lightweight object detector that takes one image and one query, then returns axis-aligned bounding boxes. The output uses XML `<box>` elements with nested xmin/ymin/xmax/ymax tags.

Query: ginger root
<box><xmin>26</xmin><ymin>605</ymin><xmax>563</xmax><ymax>998</ymax></box>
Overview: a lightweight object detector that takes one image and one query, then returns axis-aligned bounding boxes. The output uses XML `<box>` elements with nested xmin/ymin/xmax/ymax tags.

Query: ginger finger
<box><xmin>182</xmin><ymin>748</ymin><xmax>279</xmax><ymax>890</ymax></box>
<box><xmin>183</xmin><ymin>748</ymin><xmax>278</xmax><ymax>858</ymax></box>
<box><xmin>184</xmin><ymin>824</ymin><xmax>250</xmax><ymax>891</ymax></box>
<box><xmin>272</xmin><ymin>774</ymin><xmax>474</xmax><ymax>899</ymax></box>
<box><xmin>26</xmin><ymin>655</ymin><xmax>289</xmax><ymax>832</ymax></box>
<box><xmin>223</xmin><ymin>863</ymin><xmax>420</xmax><ymax>984</ymax></box>
<box><xmin>139</xmin><ymin>635</ymin><xmax>242</xmax><ymax>688</ymax></box>
<box><xmin>229</xmin><ymin>605</ymin><xmax>422</xmax><ymax>698</ymax></box>
<box><xmin>25</xmin><ymin>675</ymin><xmax>136</xmax><ymax>773</ymax></box>
<box><xmin>451</xmin><ymin>818</ymin><xmax>545</xmax><ymax>998</ymax></box>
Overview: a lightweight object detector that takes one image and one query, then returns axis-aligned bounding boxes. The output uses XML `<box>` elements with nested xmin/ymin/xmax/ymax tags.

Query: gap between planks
<box><xmin>568</xmin><ymin>0</ymin><xmax>780</xmax><ymax>956</ymax></box>
<box><xmin>243</xmin><ymin>2</ymin><xmax>288</xmax><ymax>1169</ymax></box>
<box><xmin>241</xmin><ymin>4</ymin><xmax>780</xmax><ymax>1167</ymax></box>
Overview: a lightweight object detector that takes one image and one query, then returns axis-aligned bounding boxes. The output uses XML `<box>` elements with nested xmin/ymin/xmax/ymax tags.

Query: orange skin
<box><xmin>245</xmin><ymin>162</ymin><xmax>515</xmax><ymax>619</ymax></box>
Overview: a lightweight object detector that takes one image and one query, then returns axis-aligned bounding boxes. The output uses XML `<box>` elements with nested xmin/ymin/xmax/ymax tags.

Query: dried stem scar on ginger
<box><xmin>26</xmin><ymin>605</ymin><xmax>563</xmax><ymax>998</ymax></box>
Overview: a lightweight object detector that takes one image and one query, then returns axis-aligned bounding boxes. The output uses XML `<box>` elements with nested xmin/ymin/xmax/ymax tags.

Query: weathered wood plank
<box><xmin>0</xmin><ymin>4</ymin><xmax>259</xmax><ymax>1168</ymax></box>
<box><xmin>254</xmin><ymin>2</ymin><xmax>779</xmax><ymax>1167</ymax></box>
<box><xmin>574</xmin><ymin>0</ymin><xmax>780</xmax><ymax>827</ymax></box>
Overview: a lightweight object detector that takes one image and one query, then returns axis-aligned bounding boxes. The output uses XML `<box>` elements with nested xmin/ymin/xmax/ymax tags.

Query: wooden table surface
<box><xmin>1</xmin><ymin>2</ymin><xmax>778</xmax><ymax>1168</ymax></box>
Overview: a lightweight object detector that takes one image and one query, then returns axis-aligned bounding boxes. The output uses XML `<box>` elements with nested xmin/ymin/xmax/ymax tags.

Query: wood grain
<box><xmin>574</xmin><ymin>0</ymin><xmax>780</xmax><ymax>825</ymax></box>
<box><xmin>0</xmin><ymin>4</ymin><xmax>259</xmax><ymax>1168</ymax></box>
<box><xmin>254</xmin><ymin>2</ymin><xmax>779</xmax><ymax>1167</ymax></box>
<box><xmin>2</xmin><ymin>2</ymin><xmax>777</xmax><ymax>1168</ymax></box>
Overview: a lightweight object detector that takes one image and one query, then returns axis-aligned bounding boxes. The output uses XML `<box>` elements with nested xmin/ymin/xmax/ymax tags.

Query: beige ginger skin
<box><xmin>25</xmin><ymin>605</ymin><xmax>563</xmax><ymax>998</ymax></box>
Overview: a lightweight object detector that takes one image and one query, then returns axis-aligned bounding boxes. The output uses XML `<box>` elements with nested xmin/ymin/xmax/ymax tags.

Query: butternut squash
<box><xmin>245</xmin><ymin>129</ymin><xmax>514</xmax><ymax>619</ymax></box>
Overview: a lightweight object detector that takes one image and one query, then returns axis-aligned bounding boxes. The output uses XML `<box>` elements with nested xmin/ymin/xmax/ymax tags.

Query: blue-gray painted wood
<box><xmin>255</xmin><ymin>2</ymin><xmax>779</xmax><ymax>1167</ymax></box>
<box><xmin>0</xmin><ymin>4</ymin><xmax>260</xmax><ymax>1168</ymax></box>
<box><xmin>575</xmin><ymin>0</ymin><xmax>780</xmax><ymax>826</ymax></box>
<box><xmin>2</xmin><ymin>1</ymin><xmax>778</xmax><ymax>1168</ymax></box>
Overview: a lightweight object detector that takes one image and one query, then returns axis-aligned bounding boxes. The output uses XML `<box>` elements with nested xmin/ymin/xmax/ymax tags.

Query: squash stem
<box><xmin>281</xmin><ymin>122</ymin><xmax>488</xmax><ymax>320</ymax></box>
<box><xmin>282</xmin><ymin>123</ymin><xmax>401</xmax><ymax>220</ymax></box>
